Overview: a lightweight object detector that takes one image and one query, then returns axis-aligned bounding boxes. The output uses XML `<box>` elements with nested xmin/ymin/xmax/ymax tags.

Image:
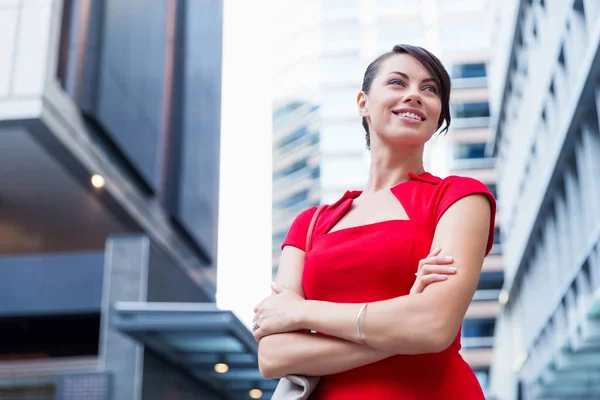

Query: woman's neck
<box><xmin>363</xmin><ymin>143</ymin><xmax>425</xmax><ymax>194</ymax></box>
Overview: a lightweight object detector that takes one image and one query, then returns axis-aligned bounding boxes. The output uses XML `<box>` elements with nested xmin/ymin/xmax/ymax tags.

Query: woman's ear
<box><xmin>357</xmin><ymin>91</ymin><xmax>369</xmax><ymax>117</ymax></box>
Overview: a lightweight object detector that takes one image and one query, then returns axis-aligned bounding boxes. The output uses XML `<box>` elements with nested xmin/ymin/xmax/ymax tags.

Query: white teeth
<box><xmin>397</xmin><ymin>112</ymin><xmax>423</xmax><ymax>121</ymax></box>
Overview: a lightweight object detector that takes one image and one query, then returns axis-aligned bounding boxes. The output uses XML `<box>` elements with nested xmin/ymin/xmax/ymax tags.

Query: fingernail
<box><xmin>434</xmin><ymin>247</ymin><xmax>441</xmax><ymax>252</ymax></box>
<box><xmin>440</xmin><ymin>275</ymin><xmax>448</xmax><ymax>280</ymax></box>
<box><xmin>445</xmin><ymin>256</ymin><xmax>453</xmax><ymax>261</ymax></box>
<box><xmin>448</xmin><ymin>267</ymin><xmax>457</xmax><ymax>272</ymax></box>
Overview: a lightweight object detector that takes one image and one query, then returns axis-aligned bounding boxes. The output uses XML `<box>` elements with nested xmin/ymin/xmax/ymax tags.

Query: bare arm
<box><xmin>258</xmin><ymin>247</ymin><xmax>392</xmax><ymax>378</ymax></box>
<box><xmin>297</xmin><ymin>194</ymin><xmax>491</xmax><ymax>354</ymax></box>
<box><xmin>258</xmin><ymin>331</ymin><xmax>389</xmax><ymax>379</ymax></box>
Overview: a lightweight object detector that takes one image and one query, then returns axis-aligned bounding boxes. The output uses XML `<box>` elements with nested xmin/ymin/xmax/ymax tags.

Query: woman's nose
<box><xmin>402</xmin><ymin>90</ymin><xmax>422</xmax><ymax>106</ymax></box>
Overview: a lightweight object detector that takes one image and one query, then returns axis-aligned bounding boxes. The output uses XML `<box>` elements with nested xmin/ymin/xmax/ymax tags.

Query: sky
<box><xmin>216</xmin><ymin>0</ymin><xmax>275</xmax><ymax>328</ymax></box>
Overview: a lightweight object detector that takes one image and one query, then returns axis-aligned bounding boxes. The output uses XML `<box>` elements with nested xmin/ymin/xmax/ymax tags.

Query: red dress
<box><xmin>282</xmin><ymin>172</ymin><xmax>496</xmax><ymax>400</ymax></box>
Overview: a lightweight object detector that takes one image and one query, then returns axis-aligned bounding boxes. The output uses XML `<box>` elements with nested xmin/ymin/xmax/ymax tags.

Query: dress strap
<box><xmin>305</xmin><ymin>204</ymin><xmax>327</xmax><ymax>252</ymax></box>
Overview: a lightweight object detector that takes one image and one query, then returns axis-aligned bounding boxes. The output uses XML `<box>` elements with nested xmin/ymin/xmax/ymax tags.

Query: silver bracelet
<box><xmin>356</xmin><ymin>303</ymin><xmax>369</xmax><ymax>345</ymax></box>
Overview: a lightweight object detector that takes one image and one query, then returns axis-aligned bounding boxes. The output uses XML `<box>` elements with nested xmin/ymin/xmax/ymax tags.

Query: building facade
<box><xmin>486</xmin><ymin>0</ymin><xmax>600</xmax><ymax>399</ymax></box>
<box><xmin>0</xmin><ymin>1</ymin><xmax>271</xmax><ymax>399</ymax></box>
<box><xmin>430</xmin><ymin>58</ymin><xmax>504</xmax><ymax>395</ymax></box>
<box><xmin>272</xmin><ymin>102</ymin><xmax>321</xmax><ymax>277</ymax></box>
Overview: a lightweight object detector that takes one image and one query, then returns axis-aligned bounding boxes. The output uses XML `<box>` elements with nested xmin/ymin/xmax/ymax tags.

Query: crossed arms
<box><xmin>256</xmin><ymin>194</ymin><xmax>491</xmax><ymax>379</ymax></box>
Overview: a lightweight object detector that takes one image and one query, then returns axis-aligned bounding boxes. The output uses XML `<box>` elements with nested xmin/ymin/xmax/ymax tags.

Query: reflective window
<box><xmin>452</xmin><ymin>102</ymin><xmax>490</xmax><ymax>119</ymax></box>
<box><xmin>462</xmin><ymin>319</ymin><xmax>496</xmax><ymax>337</ymax></box>
<box><xmin>453</xmin><ymin>142</ymin><xmax>487</xmax><ymax>159</ymax></box>
<box><xmin>273</xmin><ymin>102</ymin><xmax>304</xmax><ymax>120</ymax></box>
<box><xmin>474</xmin><ymin>369</ymin><xmax>489</xmax><ymax>394</ymax></box>
<box><xmin>462</xmin><ymin>318</ymin><xmax>496</xmax><ymax>337</ymax></box>
<box><xmin>487</xmin><ymin>184</ymin><xmax>497</xmax><ymax>199</ymax></box>
<box><xmin>477</xmin><ymin>271</ymin><xmax>504</xmax><ymax>291</ymax></box>
<box><xmin>275</xmin><ymin>189</ymin><xmax>309</xmax><ymax>209</ymax></box>
<box><xmin>276</xmin><ymin>127</ymin><xmax>308</xmax><ymax>149</ymax></box>
<box><xmin>273</xmin><ymin>160</ymin><xmax>308</xmax><ymax>179</ymax></box>
<box><xmin>494</xmin><ymin>226</ymin><xmax>502</xmax><ymax>244</ymax></box>
<box><xmin>451</xmin><ymin>63</ymin><xmax>487</xmax><ymax>79</ymax></box>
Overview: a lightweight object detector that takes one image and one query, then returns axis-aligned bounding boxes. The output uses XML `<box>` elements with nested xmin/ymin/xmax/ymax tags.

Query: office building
<box><xmin>430</xmin><ymin>58</ymin><xmax>504</xmax><ymax>396</ymax></box>
<box><xmin>0</xmin><ymin>1</ymin><xmax>272</xmax><ymax>399</ymax></box>
<box><xmin>272</xmin><ymin>101</ymin><xmax>321</xmax><ymax>277</ymax></box>
<box><xmin>486</xmin><ymin>0</ymin><xmax>600</xmax><ymax>399</ymax></box>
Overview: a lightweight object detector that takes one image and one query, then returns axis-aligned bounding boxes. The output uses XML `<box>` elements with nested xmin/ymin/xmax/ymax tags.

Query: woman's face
<box><xmin>358</xmin><ymin>53</ymin><xmax>443</xmax><ymax>146</ymax></box>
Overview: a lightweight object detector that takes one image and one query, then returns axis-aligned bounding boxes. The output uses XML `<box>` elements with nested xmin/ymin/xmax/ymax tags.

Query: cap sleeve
<box><xmin>280</xmin><ymin>206</ymin><xmax>318</xmax><ymax>252</ymax></box>
<box><xmin>433</xmin><ymin>176</ymin><xmax>497</xmax><ymax>256</ymax></box>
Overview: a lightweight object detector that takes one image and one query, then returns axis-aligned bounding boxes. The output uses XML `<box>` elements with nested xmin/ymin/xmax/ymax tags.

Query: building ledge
<box><xmin>526</xmin><ymin>287</ymin><xmax>600</xmax><ymax>398</ymax></box>
<box><xmin>111</xmin><ymin>302</ymin><xmax>276</xmax><ymax>399</ymax></box>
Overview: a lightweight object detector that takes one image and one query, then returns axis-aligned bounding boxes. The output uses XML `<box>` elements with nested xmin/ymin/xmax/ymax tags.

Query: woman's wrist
<box><xmin>296</xmin><ymin>299</ymin><xmax>317</xmax><ymax>330</ymax></box>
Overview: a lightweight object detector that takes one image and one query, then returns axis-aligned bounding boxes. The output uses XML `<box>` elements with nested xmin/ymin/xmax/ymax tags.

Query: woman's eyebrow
<box><xmin>386</xmin><ymin>71</ymin><xmax>437</xmax><ymax>85</ymax></box>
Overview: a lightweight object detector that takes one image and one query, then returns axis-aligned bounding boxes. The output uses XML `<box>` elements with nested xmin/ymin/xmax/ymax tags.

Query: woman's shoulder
<box><xmin>434</xmin><ymin>175</ymin><xmax>495</xmax><ymax>202</ymax></box>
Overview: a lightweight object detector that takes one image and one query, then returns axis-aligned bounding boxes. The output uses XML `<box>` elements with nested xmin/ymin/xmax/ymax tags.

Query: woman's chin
<box><xmin>384</xmin><ymin>131</ymin><xmax>432</xmax><ymax>146</ymax></box>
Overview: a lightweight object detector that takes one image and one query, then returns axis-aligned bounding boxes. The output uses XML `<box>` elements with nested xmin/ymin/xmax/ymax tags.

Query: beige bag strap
<box><xmin>305</xmin><ymin>204</ymin><xmax>327</xmax><ymax>253</ymax></box>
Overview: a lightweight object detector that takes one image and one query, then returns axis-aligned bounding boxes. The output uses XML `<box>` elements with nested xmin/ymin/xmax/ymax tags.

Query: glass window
<box><xmin>462</xmin><ymin>319</ymin><xmax>496</xmax><ymax>338</ymax></box>
<box><xmin>452</xmin><ymin>102</ymin><xmax>490</xmax><ymax>119</ymax></box>
<box><xmin>276</xmin><ymin>127</ymin><xmax>307</xmax><ymax>148</ymax></box>
<box><xmin>453</xmin><ymin>142</ymin><xmax>487</xmax><ymax>159</ymax></box>
<box><xmin>273</xmin><ymin>159</ymin><xmax>308</xmax><ymax>180</ymax></box>
<box><xmin>477</xmin><ymin>271</ymin><xmax>504</xmax><ymax>291</ymax></box>
<box><xmin>494</xmin><ymin>226</ymin><xmax>502</xmax><ymax>244</ymax></box>
<box><xmin>275</xmin><ymin>189</ymin><xmax>309</xmax><ymax>209</ymax></box>
<box><xmin>451</xmin><ymin>63</ymin><xmax>487</xmax><ymax>79</ymax></box>
<box><xmin>487</xmin><ymin>184</ymin><xmax>497</xmax><ymax>199</ymax></box>
<box><xmin>273</xmin><ymin>102</ymin><xmax>302</xmax><ymax>120</ymax></box>
<box><xmin>474</xmin><ymin>369</ymin><xmax>489</xmax><ymax>394</ymax></box>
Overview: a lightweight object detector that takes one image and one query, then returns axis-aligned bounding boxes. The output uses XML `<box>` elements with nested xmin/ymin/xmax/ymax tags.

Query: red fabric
<box><xmin>280</xmin><ymin>172</ymin><xmax>496</xmax><ymax>400</ymax></box>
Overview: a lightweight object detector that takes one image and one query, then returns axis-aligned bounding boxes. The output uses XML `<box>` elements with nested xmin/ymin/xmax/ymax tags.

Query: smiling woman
<box><xmin>255</xmin><ymin>45</ymin><xmax>496</xmax><ymax>400</ymax></box>
<box><xmin>360</xmin><ymin>44</ymin><xmax>452</xmax><ymax>150</ymax></box>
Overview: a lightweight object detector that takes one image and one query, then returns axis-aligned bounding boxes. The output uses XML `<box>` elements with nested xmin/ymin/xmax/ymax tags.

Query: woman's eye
<box><xmin>390</xmin><ymin>80</ymin><xmax>405</xmax><ymax>86</ymax></box>
<box><xmin>423</xmin><ymin>86</ymin><xmax>438</xmax><ymax>94</ymax></box>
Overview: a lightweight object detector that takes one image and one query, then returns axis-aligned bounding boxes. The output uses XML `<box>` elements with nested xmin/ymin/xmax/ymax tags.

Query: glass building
<box><xmin>272</xmin><ymin>102</ymin><xmax>321</xmax><ymax>277</ymax></box>
<box><xmin>486</xmin><ymin>0</ymin><xmax>600</xmax><ymax>399</ymax></box>
<box><xmin>0</xmin><ymin>1</ymin><xmax>271</xmax><ymax>399</ymax></box>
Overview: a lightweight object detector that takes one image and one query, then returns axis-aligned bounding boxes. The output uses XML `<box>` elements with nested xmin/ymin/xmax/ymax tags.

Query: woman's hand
<box><xmin>409</xmin><ymin>247</ymin><xmax>456</xmax><ymax>295</ymax></box>
<box><xmin>253</xmin><ymin>283</ymin><xmax>305</xmax><ymax>341</ymax></box>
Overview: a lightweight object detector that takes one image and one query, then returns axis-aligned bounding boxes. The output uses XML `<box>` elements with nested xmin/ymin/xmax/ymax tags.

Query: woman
<box><xmin>254</xmin><ymin>44</ymin><xmax>496</xmax><ymax>399</ymax></box>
